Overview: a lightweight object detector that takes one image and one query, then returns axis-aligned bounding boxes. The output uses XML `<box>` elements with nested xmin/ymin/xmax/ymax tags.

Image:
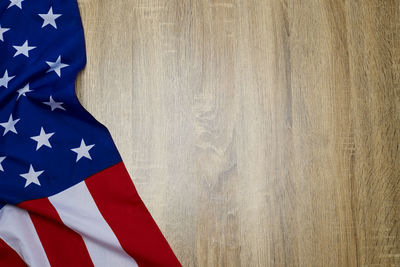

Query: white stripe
<box><xmin>49</xmin><ymin>181</ymin><xmax>137</xmax><ymax>267</ymax></box>
<box><xmin>0</xmin><ymin>204</ymin><xmax>51</xmax><ymax>267</ymax></box>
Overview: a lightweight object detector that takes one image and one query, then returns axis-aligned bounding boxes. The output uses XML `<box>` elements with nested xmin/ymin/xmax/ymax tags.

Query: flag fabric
<box><xmin>0</xmin><ymin>0</ymin><xmax>181</xmax><ymax>266</ymax></box>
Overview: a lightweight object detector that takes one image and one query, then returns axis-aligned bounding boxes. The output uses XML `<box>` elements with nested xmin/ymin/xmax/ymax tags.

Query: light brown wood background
<box><xmin>75</xmin><ymin>0</ymin><xmax>400</xmax><ymax>266</ymax></box>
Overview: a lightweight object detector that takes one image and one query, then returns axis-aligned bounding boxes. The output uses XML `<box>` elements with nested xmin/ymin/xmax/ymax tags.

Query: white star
<box><xmin>71</xmin><ymin>139</ymin><xmax>95</xmax><ymax>162</ymax></box>
<box><xmin>46</xmin><ymin>56</ymin><xmax>68</xmax><ymax>77</ymax></box>
<box><xmin>0</xmin><ymin>114</ymin><xmax>20</xmax><ymax>136</ymax></box>
<box><xmin>16</xmin><ymin>84</ymin><xmax>33</xmax><ymax>100</ymax></box>
<box><xmin>20</xmin><ymin>165</ymin><xmax>44</xmax><ymax>188</ymax></box>
<box><xmin>13</xmin><ymin>40</ymin><xmax>36</xmax><ymax>58</ymax></box>
<box><xmin>0</xmin><ymin>25</ymin><xmax>10</xmax><ymax>42</ymax></box>
<box><xmin>39</xmin><ymin>7</ymin><xmax>62</xmax><ymax>29</ymax></box>
<box><xmin>0</xmin><ymin>157</ymin><xmax>5</xmax><ymax>172</ymax></box>
<box><xmin>7</xmin><ymin>0</ymin><xmax>24</xmax><ymax>9</ymax></box>
<box><xmin>0</xmin><ymin>70</ymin><xmax>15</xmax><ymax>88</ymax></box>
<box><xmin>43</xmin><ymin>95</ymin><xmax>66</xmax><ymax>111</ymax></box>
<box><xmin>31</xmin><ymin>127</ymin><xmax>54</xmax><ymax>150</ymax></box>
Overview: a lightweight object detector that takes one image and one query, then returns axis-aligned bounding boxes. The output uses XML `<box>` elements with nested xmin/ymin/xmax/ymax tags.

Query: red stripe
<box><xmin>85</xmin><ymin>162</ymin><xmax>181</xmax><ymax>267</ymax></box>
<box><xmin>0</xmin><ymin>237</ymin><xmax>27</xmax><ymax>267</ymax></box>
<box><xmin>19</xmin><ymin>198</ymin><xmax>94</xmax><ymax>267</ymax></box>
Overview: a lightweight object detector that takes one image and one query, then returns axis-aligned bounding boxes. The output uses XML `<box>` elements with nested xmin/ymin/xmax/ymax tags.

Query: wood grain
<box><xmin>75</xmin><ymin>0</ymin><xmax>400</xmax><ymax>266</ymax></box>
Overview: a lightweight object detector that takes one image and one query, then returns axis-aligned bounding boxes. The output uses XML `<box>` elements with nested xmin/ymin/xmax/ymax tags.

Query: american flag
<box><xmin>0</xmin><ymin>0</ymin><xmax>180</xmax><ymax>266</ymax></box>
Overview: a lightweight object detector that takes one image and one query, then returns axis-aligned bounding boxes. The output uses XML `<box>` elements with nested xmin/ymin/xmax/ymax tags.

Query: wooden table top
<box><xmin>76</xmin><ymin>1</ymin><xmax>400</xmax><ymax>266</ymax></box>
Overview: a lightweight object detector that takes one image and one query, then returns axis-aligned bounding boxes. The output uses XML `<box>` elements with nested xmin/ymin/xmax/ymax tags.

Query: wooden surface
<box><xmin>75</xmin><ymin>0</ymin><xmax>400</xmax><ymax>266</ymax></box>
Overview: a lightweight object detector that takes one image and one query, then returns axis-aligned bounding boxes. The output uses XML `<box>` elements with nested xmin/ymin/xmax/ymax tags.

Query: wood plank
<box><xmin>76</xmin><ymin>0</ymin><xmax>400</xmax><ymax>265</ymax></box>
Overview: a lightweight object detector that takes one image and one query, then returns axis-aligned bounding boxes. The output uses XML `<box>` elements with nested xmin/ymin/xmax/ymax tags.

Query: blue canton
<box><xmin>0</xmin><ymin>0</ymin><xmax>122</xmax><ymax>209</ymax></box>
